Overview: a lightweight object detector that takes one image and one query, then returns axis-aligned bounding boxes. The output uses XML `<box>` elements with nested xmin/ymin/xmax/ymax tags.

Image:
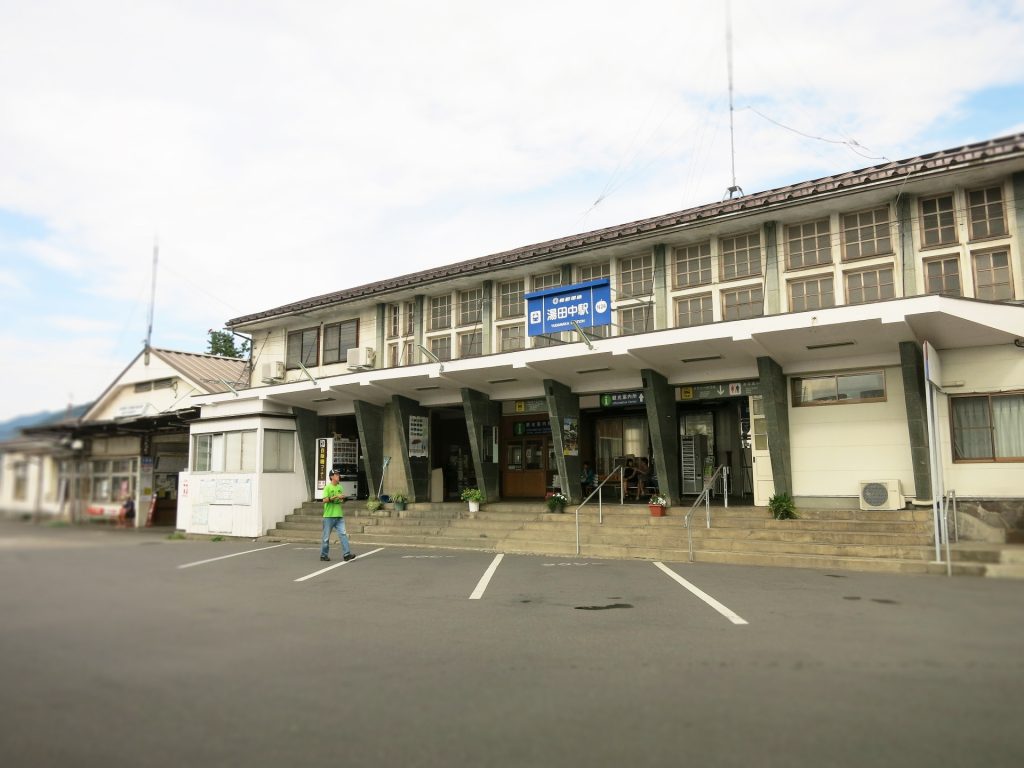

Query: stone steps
<box><xmin>258</xmin><ymin>501</ymin><xmax>1021</xmax><ymax>577</ymax></box>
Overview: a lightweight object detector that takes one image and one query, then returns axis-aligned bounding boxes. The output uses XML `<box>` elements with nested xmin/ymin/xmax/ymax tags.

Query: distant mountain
<box><xmin>0</xmin><ymin>404</ymin><xmax>91</xmax><ymax>442</ymax></box>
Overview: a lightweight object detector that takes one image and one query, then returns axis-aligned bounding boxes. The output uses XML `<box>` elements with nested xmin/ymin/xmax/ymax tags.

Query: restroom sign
<box><xmin>525</xmin><ymin>279</ymin><xmax>611</xmax><ymax>336</ymax></box>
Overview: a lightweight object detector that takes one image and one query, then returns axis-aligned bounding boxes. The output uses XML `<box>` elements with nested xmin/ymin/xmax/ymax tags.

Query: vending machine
<box><xmin>313</xmin><ymin>437</ymin><xmax>360</xmax><ymax>500</ymax></box>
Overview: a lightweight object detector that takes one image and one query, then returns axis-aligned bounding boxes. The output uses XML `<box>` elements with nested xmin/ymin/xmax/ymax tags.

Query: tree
<box><xmin>207</xmin><ymin>328</ymin><xmax>249</xmax><ymax>358</ymax></box>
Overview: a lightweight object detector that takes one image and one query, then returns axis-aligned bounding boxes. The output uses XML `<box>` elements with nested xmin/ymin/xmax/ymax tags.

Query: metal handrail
<box><xmin>684</xmin><ymin>465</ymin><xmax>729</xmax><ymax>563</ymax></box>
<box><xmin>944</xmin><ymin>489</ymin><xmax>958</xmax><ymax>543</ymax></box>
<box><xmin>573</xmin><ymin>465</ymin><xmax>626</xmax><ymax>555</ymax></box>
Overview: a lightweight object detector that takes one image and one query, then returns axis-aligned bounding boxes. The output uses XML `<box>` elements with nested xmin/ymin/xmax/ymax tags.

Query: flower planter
<box><xmin>467</xmin><ymin>500</ymin><xmax>481</xmax><ymax>513</ymax></box>
<box><xmin>648</xmin><ymin>504</ymin><xmax>666</xmax><ymax>517</ymax></box>
<box><xmin>394</xmin><ymin>501</ymin><xmax>407</xmax><ymax>511</ymax></box>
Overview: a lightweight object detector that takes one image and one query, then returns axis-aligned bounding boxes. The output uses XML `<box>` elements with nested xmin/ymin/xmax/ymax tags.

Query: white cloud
<box><xmin>1</xmin><ymin>0</ymin><xmax>1023</xmax><ymax>421</ymax></box>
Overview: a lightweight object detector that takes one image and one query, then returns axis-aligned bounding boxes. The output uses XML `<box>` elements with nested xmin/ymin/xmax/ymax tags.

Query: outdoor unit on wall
<box><xmin>346</xmin><ymin>347</ymin><xmax>376</xmax><ymax>370</ymax></box>
<box><xmin>859</xmin><ymin>480</ymin><xmax>905</xmax><ymax>511</ymax></box>
<box><xmin>260</xmin><ymin>361</ymin><xmax>285</xmax><ymax>383</ymax></box>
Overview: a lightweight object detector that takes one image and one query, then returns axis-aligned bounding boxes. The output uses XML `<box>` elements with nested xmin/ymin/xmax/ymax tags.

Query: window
<box><xmin>951</xmin><ymin>393</ymin><xmax>1024</xmax><ymax>461</ymax></box>
<box><xmin>532</xmin><ymin>271</ymin><xmax>561</xmax><ymax>292</ymax></box>
<box><xmin>618</xmin><ymin>254</ymin><xmax>653</xmax><ymax>298</ymax></box>
<box><xmin>133</xmin><ymin>378</ymin><xmax>174</xmax><ymax>393</ymax></box>
<box><xmin>13</xmin><ymin>461</ymin><xmax>28</xmax><ymax>501</ymax></box>
<box><xmin>192</xmin><ymin>432</ymin><xmax>255</xmax><ymax>472</ymax></box>
<box><xmin>672</xmin><ymin>242</ymin><xmax>712</xmax><ymax>288</ymax></box>
<box><xmin>533</xmin><ymin>332</ymin><xmax>566</xmax><ymax>348</ymax></box>
<box><xmin>498</xmin><ymin>279</ymin><xmax>524</xmax><ymax>319</ymax></box>
<box><xmin>89</xmin><ymin>458</ymin><xmax>138</xmax><ymax>501</ymax></box>
<box><xmin>785</xmin><ymin>219</ymin><xmax>831</xmax><ymax>269</ymax></box>
<box><xmin>458</xmin><ymin>330</ymin><xmax>483</xmax><ymax>358</ymax></box>
<box><xmin>842</xmin><ymin>207</ymin><xmax>891</xmax><ymax>260</ymax></box>
<box><xmin>792</xmin><ymin>371</ymin><xmax>886</xmax><ymax>406</ymax></box>
<box><xmin>403</xmin><ymin>301</ymin><xmax>415</xmax><ymax>335</ymax></box>
<box><xmin>286</xmin><ymin>327</ymin><xmax>319</xmax><ymax>370</ymax></box>
<box><xmin>973</xmin><ymin>249</ymin><xmax>1013</xmax><ymax>300</ymax></box>
<box><xmin>388</xmin><ymin>341</ymin><xmax>414</xmax><ymax>367</ymax></box>
<box><xmin>323</xmin><ymin>319</ymin><xmax>358</xmax><ymax>364</ymax></box>
<box><xmin>429</xmin><ymin>295</ymin><xmax>451</xmax><ymax>331</ymax></box>
<box><xmin>458</xmin><ymin>288</ymin><xmax>483</xmax><ymax>326</ymax></box>
<box><xmin>789</xmin><ymin>275</ymin><xmax>835</xmax><ymax>311</ymax></box>
<box><xmin>619</xmin><ymin>305</ymin><xmax>652</xmax><ymax>335</ymax></box>
<box><xmin>577</xmin><ymin>262</ymin><xmax>610</xmax><ymax>282</ymax></box>
<box><xmin>674</xmin><ymin>294</ymin><xmax>712</xmax><ymax>327</ymax></box>
<box><xmin>387</xmin><ymin>304</ymin><xmax>400</xmax><ymax>338</ymax></box>
<box><xmin>225</xmin><ymin>431</ymin><xmax>257</xmax><ymax>473</ymax></box>
<box><xmin>919</xmin><ymin>194</ymin><xmax>957</xmax><ymax>247</ymax></box>
<box><xmin>429</xmin><ymin>335</ymin><xmax>451</xmax><ymax>362</ymax></box>
<box><xmin>967</xmin><ymin>186</ymin><xmax>1006</xmax><ymax>240</ymax></box>
<box><xmin>499</xmin><ymin>324</ymin><xmax>525</xmax><ymax>352</ymax></box>
<box><xmin>721</xmin><ymin>285</ymin><xmax>763</xmax><ymax>320</ymax></box>
<box><xmin>720</xmin><ymin>232</ymin><xmax>761</xmax><ymax>280</ymax></box>
<box><xmin>845</xmin><ymin>267</ymin><xmax>894</xmax><ymax>304</ymax></box>
<box><xmin>924</xmin><ymin>256</ymin><xmax>961</xmax><ymax>296</ymax></box>
<box><xmin>263</xmin><ymin>430</ymin><xmax>295</xmax><ymax>472</ymax></box>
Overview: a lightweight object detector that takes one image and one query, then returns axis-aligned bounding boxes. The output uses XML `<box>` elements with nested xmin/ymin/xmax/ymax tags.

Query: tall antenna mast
<box><xmin>724</xmin><ymin>0</ymin><xmax>743</xmax><ymax>200</ymax></box>
<box><xmin>144</xmin><ymin>238</ymin><xmax>158</xmax><ymax>365</ymax></box>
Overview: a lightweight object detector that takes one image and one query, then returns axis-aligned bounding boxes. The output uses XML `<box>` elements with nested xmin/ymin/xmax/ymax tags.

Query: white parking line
<box><xmin>177</xmin><ymin>543</ymin><xmax>289</xmax><ymax>570</ymax></box>
<box><xmin>294</xmin><ymin>548</ymin><xmax>384</xmax><ymax>582</ymax></box>
<box><xmin>469</xmin><ymin>553</ymin><xmax>504</xmax><ymax>600</ymax></box>
<box><xmin>653</xmin><ymin>562</ymin><xmax>749</xmax><ymax>625</ymax></box>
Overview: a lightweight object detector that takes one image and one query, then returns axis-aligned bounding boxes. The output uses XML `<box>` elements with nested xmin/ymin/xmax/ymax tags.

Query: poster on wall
<box><xmin>562</xmin><ymin>417</ymin><xmax>579</xmax><ymax>456</ymax></box>
<box><xmin>409</xmin><ymin>415</ymin><xmax>429</xmax><ymax>458</ymax></box>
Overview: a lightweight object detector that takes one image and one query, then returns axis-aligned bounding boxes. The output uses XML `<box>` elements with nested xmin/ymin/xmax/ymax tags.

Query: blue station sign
<box><xmin>525</xmin><ymin>279</ymin><xmax>611</xmax><ymax>337</ymax></box>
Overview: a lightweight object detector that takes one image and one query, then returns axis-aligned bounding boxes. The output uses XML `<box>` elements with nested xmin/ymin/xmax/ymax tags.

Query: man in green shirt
<box><xmin>320</xmin><ymin>470</ymin><xmax>354</xmax><ymax>562</ymax></box>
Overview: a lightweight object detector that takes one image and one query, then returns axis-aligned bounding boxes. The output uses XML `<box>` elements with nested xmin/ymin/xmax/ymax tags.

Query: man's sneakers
<box><xmin>343</xmin><ymin>553</ymin><xmax>356</xmax><ymax>562</ymax></box>
<box><xmin>320</xmin><ymin>555</ymin><xmax>330</xmax><ymax>562</ymax></box>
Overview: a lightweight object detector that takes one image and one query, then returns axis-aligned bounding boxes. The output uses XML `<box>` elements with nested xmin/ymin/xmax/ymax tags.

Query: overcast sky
<box><xmin>2</xmin><ymin>0</ymin><xmax>1024</xmax><ymax>423</ymax></box>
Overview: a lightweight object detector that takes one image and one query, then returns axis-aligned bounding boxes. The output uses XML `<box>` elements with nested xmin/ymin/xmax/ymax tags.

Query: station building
<box><xmin>176</xmin><ymin>133</ymin><xmax>1024</xmax><ymax>540</ymax></box>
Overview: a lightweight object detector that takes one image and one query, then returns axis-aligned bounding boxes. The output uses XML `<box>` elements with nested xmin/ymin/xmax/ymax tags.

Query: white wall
<box><xmin>935</xmin><ymin>345</ymin><xmax>1024</xmax><ymax>499</ymax></box>
<box><xmin>789</xmin><ymin>365</ymin><xmax>916</xmax><ymax>499</ymax></box>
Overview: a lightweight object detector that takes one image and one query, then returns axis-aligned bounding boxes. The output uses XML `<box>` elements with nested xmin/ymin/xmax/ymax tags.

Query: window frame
<box><xmin>428</xmin><ymin>295</ymin><xmax>452</xmax><ymax>332</ymax></box>
<box><xmin>286</xmin><ymin>327</ymin><xmax>320</xmax><ymax>370</ymax></box>
<box><xmin>950</xmin><ymin>392</ymin><xmax>1024</xmax><ymax>463</ymax></box>
<box><xmin>784</xmin><ymin>219</ymin><xmax>832</xmax><ymax>270</ymax></box>
<box><xmin>791</xmin><ymin>370</ymin><xmax>887</xmax><ymax>407</ymax></box>
<box><xmin>458</xmin><ymin>287</ymin><xmax>484</xmax><ymax>327</ymax></box>
<box><xmin>263</xmin><ymin>430</ymin><xmax>295</xmax><ymax>473</ymax></box>
<box><xmin>458</xmin><ymin>329</ymin><xmax>483</xmax><ymax>358</ymax></box>
<box><xmin>498</xmin><ymin>279</ymin><xmax>524</xmax><ymax>319</ymax></box>
<box><xmin>719</xmin><ymin>232</ymin><xmax>762</xmax><ymax>281</ymax></box>
<box><xmin>674</xmin><ymin>293</ymin><xmax>713</xmax><ymax>328</ymax></box>
<box><xmin>923</xmin><ymin>255</ymin><xmax>962</xmax><ymax>297</ymax></box>
<box><xmin>842</xmin><ymin>206</ymin><xmax>892</xmax><ymax>261</ymax></box>
<box><xmin>788</xmin><ymin>274</ymin><xmax>835</xmax><ymax>312</ymax></box>
<box><xmin>322</xmin><ymin>319</ymin><xmax>359</xmax><ymax>365</ymax></box>
<box><xmin>966</xmin><ymin>185</ymin><xmax>1007</xmax><ymax>241</ymax></box>
<box><xmin>672</xmin><ymin>242</ymin><xmax>712</xmax><ymax>289</ymax></box>
<box><xmin>618</xmin><ymin>304</ymin><xmax>652</xmax><ymax>336</ymax></box>
<box><xmin>721</xmin><ymin>284</ymin><xmax>764</xmax><ymax>321</ymax></box>
<box><xmin>618</xmin><ymin>254</ymin><xmax>654</xmax><ymax>298</ymax></box>
<box><xmin>499</xmin><ymin>323</ymin><xmax>525</xmax><ymax>352</ymax></box>
<box><xmin>918</xmin><ymin>193</ymin><xmax>958</xmax><ymax>249</ymax></box>
<box><xmin>844</xmin><ymin>266</ymin><xmax>895</xmax><ymax>305</ymax></box>
<box><xmin>972</xmin><ymin>248</ymin><xmax>1013</xmax><ymax>301</ymax></box>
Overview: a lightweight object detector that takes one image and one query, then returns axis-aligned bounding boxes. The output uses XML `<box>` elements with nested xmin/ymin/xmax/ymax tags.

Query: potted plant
<box><xmin>366</xmin><ymin>497</ymin><xmax>383</xmax><ymax>513</ymax></box>
<box><xmin>648</xmin><ymin>494</ymin><xmax>668</xmax><ymax>517</ymax></box>
<box><xmin>768</xmin><ymin>492</ymin><xmax>798</xmax><ymax>520</ymax></box>
<box><xmin>546</xmin><ymin>491</ymin><xmax>569</xmax><ymax>513</ymax></box>
<box><xmin>391</xmin><ymin>492</ymin><xmax>408</xmax><ymax>512</ymax></box>
<box><xmin>461</xmin><ymin>487</ymin><xmax>485</xmax><ymax>513</ymax></box>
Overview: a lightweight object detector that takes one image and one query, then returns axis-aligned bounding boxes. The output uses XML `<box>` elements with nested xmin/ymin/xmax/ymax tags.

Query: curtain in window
<box><xmin>951</xmin><ymin>397</ymin><xmax>991</xmax><ymax>459</ymax></box>
<box><xmin>992</xmin><ymin>395</ymin><xmax>1024</xmax><ymax>459</ymax></box>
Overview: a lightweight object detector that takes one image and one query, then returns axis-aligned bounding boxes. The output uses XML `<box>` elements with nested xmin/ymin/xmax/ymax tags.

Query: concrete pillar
<box><xmin>292</xmin><ymin>406</ymin><xmax>320</xmax><ymax>500</ymax></box>
<box><xmin>640</xmin><ymin>368</ymin><xmax>680</xmax><ymax>505</ymax></box>
<box><xmin>481</xmin><ymin>280</ymin><xmax>493</xmax><ymax>354</ymax></box>
<box><xmin>543</xmin><ymin>379</ymin><xmax>582</xmax><ymax>504</ymax></box>
<box><xmin>354</xmin><ymin>400</ymin><xmax>386</xmax><ymax>499</ymax></box>
<box><xmin>897</xmin><ymin>195</ymin><xmax>917</xmax><ymax>296</ymax></box>
<box><xmin>461</xmin><ymin>388</ymin><xmax>501</xmax><ymax>502</ymax></box>
<box><xmin>653</xmin><ymin>244</ymin><xmax>667</xmax><ymax>329</ymax></box>
<box><xmin>899</xmin><ymin>341</ymin><xmax>932</xmax><ymax>500</ymax></box>
<box><xmin>755</xmin><ymin>356</ymin><xmax>792</xmax><ymax>496</ymax></box>
<box><xmin>391</xmin><ymin>395</ymin><xmax>431</xmax><ymax>501</ymax></box>
<box><xmin>764</xmin><ymin>222</ymin><xmax>780</xmax><ymax>315</ymax></box>
<box><xmin>413</xmin><ymin>294</ymin><xmax>425</xmax><ymax>363</ymax></box>
<box><xmin>375</xmin><ymin>303</ymin><xmax>386</xmax><ymax>363</ymax></box>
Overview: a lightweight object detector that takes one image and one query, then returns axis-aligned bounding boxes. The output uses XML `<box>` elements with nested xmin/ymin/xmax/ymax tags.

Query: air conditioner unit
<box><xmin>260</xmin><ymin>361</ymin><xmax>285</xmax><ymax>382</ymax></box>
<box><xmin>859</xmin><ymin>480</ymin><xmax>905</xmax><ymax>511</ymax></box>
<box><xmin>346</xmin><ymin>347</ymin><xmax>376</xmax><ymax>369</ymax></box>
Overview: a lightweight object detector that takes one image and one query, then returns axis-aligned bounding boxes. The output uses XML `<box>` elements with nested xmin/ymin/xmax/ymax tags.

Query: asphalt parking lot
<box><xmin>1</xmin><ymin>519</ymin><xmax>1022</xmax><ymax>768</ymax></box>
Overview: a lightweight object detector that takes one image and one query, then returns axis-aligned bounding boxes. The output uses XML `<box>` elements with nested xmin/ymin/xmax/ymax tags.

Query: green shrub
<box><xmin>768</xmin><ymin>492</ymin><xmax>798</xmax><ymax>520</ymax></box>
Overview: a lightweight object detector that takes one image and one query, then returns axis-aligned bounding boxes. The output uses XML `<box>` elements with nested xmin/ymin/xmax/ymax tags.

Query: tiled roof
<box><xmin>228</xmin><ymin>132</ymin><xmax>1024</xmax><ymax>327</ymax></box>
<box><xmin>151</xmin><ymin>349</ymin><xmax>250</xmax><ymax>394</ymax></box>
